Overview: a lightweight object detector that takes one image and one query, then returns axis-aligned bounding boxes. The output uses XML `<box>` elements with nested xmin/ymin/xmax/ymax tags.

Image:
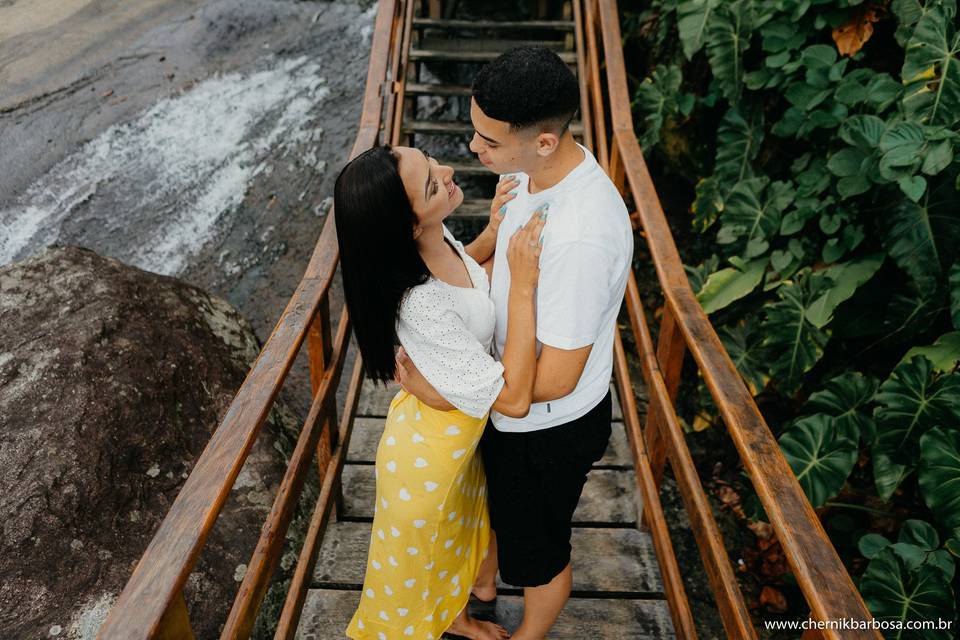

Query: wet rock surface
<box><xmin>1</xmin><ymin>0</ymin><xmax>377</xmax><ymax>414</ymax></box>
<box><xmin>0</xmin><ymin>246</ymin><xmax>299</xmax><ymax>639</ymax></box>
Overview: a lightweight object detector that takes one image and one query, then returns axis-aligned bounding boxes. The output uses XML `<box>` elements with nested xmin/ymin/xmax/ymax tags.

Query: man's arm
<box><xmin>395</xmin><ymin>348</ymin><xmax>456</xmax><ymax>411</ymax></box>
<box><xmin>532</xmin><ymin>343</ymin><xmax>592</xmax><ymax>402</ymax></box>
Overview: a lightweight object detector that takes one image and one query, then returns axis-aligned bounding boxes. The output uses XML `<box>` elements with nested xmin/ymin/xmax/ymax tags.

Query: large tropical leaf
<box><xmin>806</xmin><ymin>254</ymin><xmax>885</xmax><ymax>329</ymax></box>
<box><xmin>804</xmin><ymin>371</ymin><xmax>879</xmax><ymax>443</ymax></box>
<box><xmin>901</xmin><ymin>331</ymin><xmax>960</xmax><ymax>372</ymax></box>
<box><xmin>761</xmin><ymin>270</ymin><xmax>832</xmax><ymax>394</ymax></box>
<box><xmin>873</xmin><ymin>355</ymin><xmax>960</xmax><ymax>465</ymax></box>
<box><xmin>705</xmin><ymin>0</ymin><xmax>754</xmax><ymax>104</ymax></box>
<box><xmin>901</xmin><ymin>2</ymin><xmax>960</xmax><ymax>127</ymax></box>
<box><xmin>860</xmin><ymin>546</ymin><xmax>956</xmax><ymax>639</ymax></box>
<box><xmin>718</xmin><ymin>316</ymin><xmax>770</xmax><ymax>395</ymax></box>
<box><xmin>635</xmin><ymin>65</ymin><xmax>690</xmax><ymax>150</ymax></box>
<box><xmin>779</xmin><ymin>414</ymin><xmax>858</xmax><ymax>507</ymax></box>
<box><xmin>883</xmin><ymin>176</ymin><xmax>960</xmax><ymax>296</ymax></box>
<box><xmin>677</xmin><ymin>0</ymin><xmax>721</xmax><ymax>60</ymax></box>
<box><xmin>718</xmin><ymin>177</ymin><xmax>794</xmax><ymax>258</ymax></box>
<box><xmin>696</xmin><ymin>257</ymin><xmax>766</xmax><ymax>314</ymax></box>
<box><xmin>714</xmin><ymin>107</ymin><xmax>763</xmax><ymax>185</ymax></box>
<box><xmin>920</xmin><ymin>427</ymin><xmax>960</xmax><ymax>529</ymax></box>
<box><xmin>873</xmin><ymin>449</ymin><xmax>912</xmax><ymax>501</ymax></box>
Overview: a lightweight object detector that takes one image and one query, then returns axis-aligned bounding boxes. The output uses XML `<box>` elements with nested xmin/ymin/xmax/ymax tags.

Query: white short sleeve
<box><xmin>535</xmin><ymin>241</ymin><xmax>611</xmax><ymax>350</ymax></box>
<box><xmin>397</xmin><ymin>285</ymin><xmax>505</xmax><ymax>418</ymax></box>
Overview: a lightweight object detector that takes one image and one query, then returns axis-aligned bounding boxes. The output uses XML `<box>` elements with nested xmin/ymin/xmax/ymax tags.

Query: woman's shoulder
<box><xmin>399</xmin><ymin>279</ymin><xmax>456</xmax><ymax>320</ymax></box>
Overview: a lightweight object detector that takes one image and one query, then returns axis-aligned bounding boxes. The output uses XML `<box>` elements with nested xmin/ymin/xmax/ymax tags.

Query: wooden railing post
<box><xmin>644</xmin><ymin>304</ymin><xmax>686</xmax><ymax>487</ymax></box>
<box><xmin>307</xmin><ymin>295</ymin><xmax>345</xmax><ymax>519</ymax></box>
<box><xmin>156</xmin><ymin>592</ymin><xmax>194</xmax><ymax>640</ymax></box>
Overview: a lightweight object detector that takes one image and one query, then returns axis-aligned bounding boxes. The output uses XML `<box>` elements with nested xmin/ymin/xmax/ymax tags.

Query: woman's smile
<box><xmin>447</xmin><ymin>180</ymin><xmax>458</xmax><ymax>199</ymax></box>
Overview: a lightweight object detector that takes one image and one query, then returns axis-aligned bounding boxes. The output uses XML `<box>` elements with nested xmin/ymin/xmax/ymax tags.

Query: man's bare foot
<box><xmin>447</xmin><ymin>609</ymin><xmax>509</xmax><ymax>640</ymax></box>
<box><xmin>471</xmin><ymin>583</ymin><xmax>498</xmax><ymax>603</ymax></box>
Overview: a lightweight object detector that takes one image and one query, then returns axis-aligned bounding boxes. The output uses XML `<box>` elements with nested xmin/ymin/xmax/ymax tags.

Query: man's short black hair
<box><xmin>472</xmin><ymin>46</ymin><xmax>579</xmax><ymax>133</ymax></box>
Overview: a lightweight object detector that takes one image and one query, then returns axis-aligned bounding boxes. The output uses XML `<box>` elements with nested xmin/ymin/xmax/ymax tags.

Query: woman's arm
<box><xmin>399</xmin><ymin>211</ymin><xmax>546</xmax><ymax>417</ymax></box>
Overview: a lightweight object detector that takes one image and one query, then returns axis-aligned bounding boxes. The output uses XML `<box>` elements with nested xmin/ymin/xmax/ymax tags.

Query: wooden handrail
<box><xmin>595</xmin><ymin>1</ymin><xmax>879</xmax><ymax>637</ymax></box>
<box><xmin>97</xmin><ymin>1</ymin><xmax>401</xmax><ymax>637</ymax></box>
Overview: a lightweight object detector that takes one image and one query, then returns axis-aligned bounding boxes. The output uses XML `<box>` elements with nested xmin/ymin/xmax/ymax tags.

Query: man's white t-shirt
<box><xmin>489</xmin><ymin>144</ymin><xmax>633</xmax><ymax>432</ymax></box>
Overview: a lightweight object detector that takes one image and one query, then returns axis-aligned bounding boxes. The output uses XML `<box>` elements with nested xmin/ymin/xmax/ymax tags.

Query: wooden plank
<box><xmin>402</xmin><ymin>120</ymin><xmax>584</xmax><ymax>137</ymax></box>
<box><xmin>347</xmin><ymin>417</ymin><xmax>629</xmax><ymax>467</ymax></box>
<box><xmin>405</xmin><ymin>81</ymin><xmax>472</xmax><ymax>96</ymax></box>
<box><xmin>412</xmin><ymin>18</ymin><xmax>576</xmax><ymax>30</ymax></box>
<box><xmin>410</xmin><ymin>48</ymin><xmax>577</xmax><ymax>63</ymax></box>
<box><xmin>295</xmin><ymin>590</ymin><xmax>675</xmax><ymax>639</ymax></box>
<box><xmin>312</xmin><ymin>521</ymin><xmax>662</xmax><ymax>593</ymax></box>
<box><xmin>417</xmin><ymin>37</ymin><xmax>567</xmax><ymax>53</ymax></box>
<box><xmin>339</xmin><ymin>465</ymin><xmax>636</xmax><ymax>523</ymax></box>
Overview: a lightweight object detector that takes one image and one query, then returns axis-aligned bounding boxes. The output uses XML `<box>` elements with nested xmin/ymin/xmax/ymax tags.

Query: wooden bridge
<box><xmin>98</xmin><ymin>1</ymin><xmax>881</xmax><ymax>638</ymax></box>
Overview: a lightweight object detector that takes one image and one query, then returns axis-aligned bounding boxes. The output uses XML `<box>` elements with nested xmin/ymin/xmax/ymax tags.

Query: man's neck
<box><xmin>526</xmin><ymin>135</ymin><xmax>585</xmax><ymax>195</ymax></box>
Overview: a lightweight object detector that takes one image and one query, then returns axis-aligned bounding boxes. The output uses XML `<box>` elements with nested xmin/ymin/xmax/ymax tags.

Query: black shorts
<box><xmin>479</xmin><ymin>391</ymin><xmax>612</xmax><ymax>587</ymax></box>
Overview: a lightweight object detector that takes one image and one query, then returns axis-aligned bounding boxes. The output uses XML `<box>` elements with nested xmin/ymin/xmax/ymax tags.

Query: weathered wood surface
<box><xmin>295</xmin><ymin>590</ymin><xmax>675</xmax><ymax>639</ymax></box>
<box><xmin>311</xmin><ymin>521</ymin><xmax>662</xmax><ymax>593</ymax></box>
<box><xmin>337</xmin><ymin>464</ymin><xmax>637</xmax><ymax>524</ymax></box>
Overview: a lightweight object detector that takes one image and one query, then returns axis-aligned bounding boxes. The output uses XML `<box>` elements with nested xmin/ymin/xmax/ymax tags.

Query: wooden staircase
<box><xmin>97</xmin><ymin>2</ymin><xmax>882</xmax><ymax>639</ymax></box>
<box><xmin>296</xmin><ymin>383</ymin><xmax>676</xmax><ymax>638</ymax></box>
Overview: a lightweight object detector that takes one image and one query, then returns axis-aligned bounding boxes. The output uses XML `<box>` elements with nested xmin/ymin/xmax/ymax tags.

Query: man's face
<box><xmin>469</xmin><ymin>98</ymin><xmax>538</xmax><ymax>175</ymax></box>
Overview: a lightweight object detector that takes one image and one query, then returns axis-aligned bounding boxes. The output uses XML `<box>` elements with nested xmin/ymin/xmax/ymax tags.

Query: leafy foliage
<box><xmin>631</xmin><ymin>0</ymin><xmax>960</xmax><ymax>626</ymax></box>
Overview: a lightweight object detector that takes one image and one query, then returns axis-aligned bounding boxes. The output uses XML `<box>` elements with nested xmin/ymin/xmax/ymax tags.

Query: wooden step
<box><xmin>410</xmin><ymin>48</ymin><xmax>577</xmax><ymax>63</ymax></box>
<box><xmin>402</xmin><ymin>119</ymin><xmax>584</xmax><ymax>136</ymax></box>
<box><xmin>413</xmin><ymin>18</ymin><xmax>576</xmax><ymax>31</ymax></box>
<box><xmin>357</xmin><ymin>380</ymin><xmax>621</xmax><ymax>419</ymax></box>
<box><xmin>347</xmin><ymin>417</ymin><xmax>632</xmax><ymax>468</ymax></box>
<box><xmin>416</xmin><ymin>37</ymin><xmax>568</xmax><ymax>54</ymax></box>
<box><xmin>405</xmin><ymin>82</ymin><xmax>472</xmax><ymax>96</ymax></box>
<box><xmin>295</xmin><ymin>589</ymin><xmax>676</xmax><ymax>639</ymax></box>
<box><xmin>338</xmin><ymin>464</ymin><xmax>638</xmax><ymax>524</ymax></box>
<box><xmin>312</xmin><ymin>521</ymin><xmax>663</xmax><ymax>593</ymax></box>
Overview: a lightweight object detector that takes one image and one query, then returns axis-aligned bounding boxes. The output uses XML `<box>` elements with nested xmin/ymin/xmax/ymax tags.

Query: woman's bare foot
<box><xmin>471</xmin><ymin>582</ymin><xmax>497</xmax><ymax>603</ymax></box>
<box><xmin>447</xmin><ymin>608</ymin><xmax>510</xmax><ymax>640</ymax></box>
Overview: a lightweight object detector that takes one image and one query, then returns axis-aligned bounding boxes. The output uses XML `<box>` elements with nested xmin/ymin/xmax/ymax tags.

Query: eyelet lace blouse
<box><xmin>396</xmin><ymin>225</ymin><xmax>505</xmax><ymax>418</ymax></box>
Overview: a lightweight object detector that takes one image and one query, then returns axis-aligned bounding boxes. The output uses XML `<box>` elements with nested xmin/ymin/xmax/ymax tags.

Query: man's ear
<box><xmin>535</xmin><ymin>131</ymin><xmax>560</xmax><ymax>157</ymax></box>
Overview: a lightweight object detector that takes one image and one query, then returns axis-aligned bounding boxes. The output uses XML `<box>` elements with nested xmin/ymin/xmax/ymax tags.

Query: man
<box><xmin>397</xmin><ymin>47</ymin><xmax>633</xmax><ymax>639</ymax></box>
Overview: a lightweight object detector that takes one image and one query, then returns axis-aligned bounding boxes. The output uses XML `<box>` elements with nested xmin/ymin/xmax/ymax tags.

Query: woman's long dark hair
<box><xmin>334</xmin><ymin>145</ymin><xmax>429</xmax><ymax>382</ymax></box>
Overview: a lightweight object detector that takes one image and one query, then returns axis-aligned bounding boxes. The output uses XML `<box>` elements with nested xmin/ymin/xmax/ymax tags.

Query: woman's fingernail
<box><xmin>498</xmin><ymin>205</ymin><xmax>506</xmax><ymax>214</ymax></box>
<box><xmin>508</xmin><ymin>190</ymin><xmax>517</xmax><ymax>196</ymax></box>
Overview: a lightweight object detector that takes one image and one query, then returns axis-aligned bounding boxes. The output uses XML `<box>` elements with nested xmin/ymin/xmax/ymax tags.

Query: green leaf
<box><xmin>806</xmin><ymin>255</ymin><xmax>884</xmax><ymax>328</ymax></box>
<box><xmin>635</xmin><ymin>65</ymin><xmax>686</xmax><ymax>150</ymax></box>
<box><xmin>901</xmin><ymin>2</ymin><xmax>960</xmax><ymax>127</ymax></box>
<box><xmin>696</xmin><ymin>258</ymin><xmax>766</xmax><ymax>313</ymax></box>
<box><xmin>883</xmin><ymin>182</ymin><xmax>960</xmax><ymax>296</ymax></box>
<box><xmin>920</xmin><ymin>427</ymin><xmax>960</xmax><ymax>529</ymax></box>
<box><xmin>927</xmin><ymin>549</ymin><xmax>956</xmax><ymax>581</ymax></box>
<box><xmin>921</xmin><ymin>139</ymin><xmax>954</xmax><ymax>175</ymax></box>
<box><xmin>899</xmin><ymin>174</ymin><xmax>928</xmax><ymax>202</ymax></box>
<box><xmin>804</xmin><ymin>371</ymin><xmax>879</xmax><ymax>444</ymax></box>
<box><xmin>827</xmin><ymin>147</ymin><xmax>869</xmax><ymax>177</ymax></box>
<box><xmin>859</xmin><ymin>533</ymin><xmax>892</xmax><ymax>559</ymax></box>
<box><xmin>873</xmin><ymin>355</ymin><xmax>960</xmax><ymax>466</ymax></box>
<box><xmin>860</xmin><ymin>546</ymin><xmax>956</xmax><ymax>635</ymax></box>
<box><xmin>705</xmin><ymin>0</ymin><xmax>753</xmax><ymax>104</ymax></box>
<box><xmin>677</xmin><ymin>0</ymin><xmax>721</xmax><ymax>60</ymax></box>
<box><xmin>900</xmin><ymin>332</ymin><xmax>960</xmax><ymax>373</ymax></box>
<box><xmin>719</xmin><ymin>177</ymin><xmax>794</xmax><ymax>257</ymax></box>
<box><xmin>837</xmin><ymin>174</ymin><xmax>871</xmax><ymax>198</ymax></box>
<box><xmin>873</xmin><ymin>448</ymin><xmax>912</xmax><ymax>501</ymax></box>
<box><xmin>761</xmin><ymin>271</ymin><xmax>832</xmax><ymax>393</ymax></box>
<box><xmin>899</xmin><ymin>519</ymin><xmax>940</xmax><ymax>551</ymax></box>
<box><xmin>839</xmin><ymin>114</ymin><xmax>887</xmax><ymax>149</ymax></box>
<box><xmin>714</xmin><ymin>107</ymin><xmax>763</xmax><ymax>185</ymax></box>
<box><xmin>719</xmin><ymin>317</ymin><xmax>770</xmax><ymax>395</ymax></box>
<box><xmin>779</xmin><ymin>414</ymin><xmax>857</xmax><ymax>508</ymax></box>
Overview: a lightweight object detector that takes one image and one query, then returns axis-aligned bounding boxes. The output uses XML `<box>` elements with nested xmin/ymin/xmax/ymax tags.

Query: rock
<box><xmin>0</xmin><ymin>246</ymin><xmax>301</xmax><ymax>639</ymax></box>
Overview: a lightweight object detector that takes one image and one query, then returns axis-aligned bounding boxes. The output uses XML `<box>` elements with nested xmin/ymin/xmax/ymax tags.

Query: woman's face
<box><xmin>394</xmin><ymin>146</ymin><xmax>463</xmax><ymax>230</ymax></box>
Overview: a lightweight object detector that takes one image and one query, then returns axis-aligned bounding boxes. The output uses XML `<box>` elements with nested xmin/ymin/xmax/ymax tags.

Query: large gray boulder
<box><xmin>0</xmin><ymin>246</ymin><xmax>299</xmax><ymax>639</ymax></box>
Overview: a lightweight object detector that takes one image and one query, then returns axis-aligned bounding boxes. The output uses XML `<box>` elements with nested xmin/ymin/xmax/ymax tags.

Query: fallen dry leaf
<box><xmin>833</xmin><ymin>5</ymin><xmax>881</xmax><ymax>56</ymax></box>
<box><xmin>760</xmin><ymin>586</ymin><xmax>789</xmax><ymax>613</ymax></box>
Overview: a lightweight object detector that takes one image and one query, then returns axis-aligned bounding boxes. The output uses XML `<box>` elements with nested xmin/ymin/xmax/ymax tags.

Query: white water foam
<box><xmin>0</xmin><ymin>55</ymin><xmax>330</xmax><ymax>275</ymax></box>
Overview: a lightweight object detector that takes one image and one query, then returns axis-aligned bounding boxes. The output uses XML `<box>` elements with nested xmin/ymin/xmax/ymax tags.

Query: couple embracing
<box><xmin>334</xmin><ymin>47</ymin><xmax>633</xmax><ymax>640</ymax></box>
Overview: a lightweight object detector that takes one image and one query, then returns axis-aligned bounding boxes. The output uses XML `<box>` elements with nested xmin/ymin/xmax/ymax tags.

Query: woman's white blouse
<box><xmin>396</xmin><ymin>225</ymin><xmax>505</xmax><ymax>418</ymax></box>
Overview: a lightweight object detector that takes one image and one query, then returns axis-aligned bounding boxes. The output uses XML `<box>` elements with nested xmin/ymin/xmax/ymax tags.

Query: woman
<box><xmin>334</xmin><ymin>144</ymin><xmax>544</xmax><ymax>640</ymax></box>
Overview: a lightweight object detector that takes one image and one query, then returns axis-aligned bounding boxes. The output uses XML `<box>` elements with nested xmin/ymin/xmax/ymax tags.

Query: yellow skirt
<box><xmin>346</xmin><ymin>390</ymin><xmax>491</xmax><ymax>640</ymax></box>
